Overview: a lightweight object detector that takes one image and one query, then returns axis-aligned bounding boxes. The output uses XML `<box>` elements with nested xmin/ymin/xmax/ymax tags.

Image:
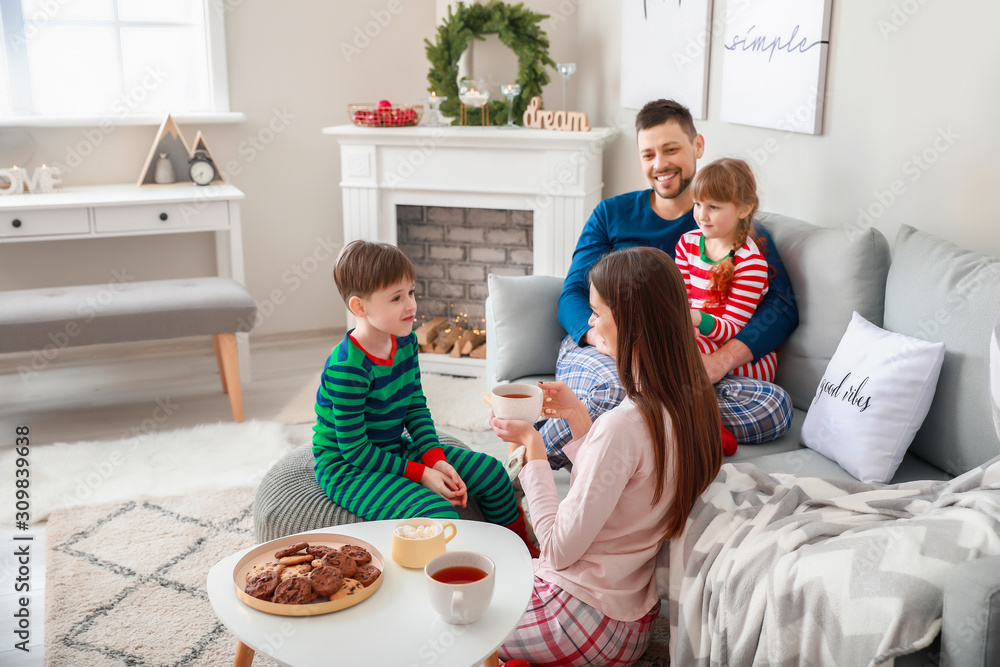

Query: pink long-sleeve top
<box><xmin>519</xmin><ymin>398</ymin><xmax>677</xmax><ymax>622</ymax></box>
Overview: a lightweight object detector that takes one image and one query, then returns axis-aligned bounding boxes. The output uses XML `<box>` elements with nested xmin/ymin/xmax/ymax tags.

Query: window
<box><xmin>0</xmin><ymin>0</ymin><xmax>232</xmax><ymax>121</ymax></box>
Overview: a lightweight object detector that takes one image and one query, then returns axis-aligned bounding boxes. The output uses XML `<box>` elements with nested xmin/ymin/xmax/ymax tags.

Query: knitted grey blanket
<box><xmin>667</xmin><ymin>457</ymin><xmax>1000</xmax><ymax>666</ymax></box>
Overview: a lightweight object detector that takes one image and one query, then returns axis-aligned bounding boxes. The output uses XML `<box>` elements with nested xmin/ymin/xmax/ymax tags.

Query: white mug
<box><xmin>491</xmin><ymin>382</ymin><xmax>544</xmax><ymax>422</ymax></box>
<box><xmin>424</xmin><ymin>551</ymin><xmax>495</xmax><ymax>625</ymax></box>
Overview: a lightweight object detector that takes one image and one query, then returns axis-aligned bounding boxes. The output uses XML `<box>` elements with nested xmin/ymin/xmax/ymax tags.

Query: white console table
<box><xmin>0</xmin><ymin>183</ymin><xmax>251</xmax><ymax>378</ymax></box>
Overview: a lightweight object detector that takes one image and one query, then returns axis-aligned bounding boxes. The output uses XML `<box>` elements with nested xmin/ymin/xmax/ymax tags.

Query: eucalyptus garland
<box><xmin>425</xmin><ymin>1</ymin><xmax>554</xmax><ymax>126</ymax></box>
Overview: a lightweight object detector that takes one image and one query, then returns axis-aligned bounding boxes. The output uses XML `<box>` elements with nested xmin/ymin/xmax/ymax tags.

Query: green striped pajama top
<box><xmin>312</xmin><ymin>331</ymin><xmax>446</xmax><ymax>485</ymax></box>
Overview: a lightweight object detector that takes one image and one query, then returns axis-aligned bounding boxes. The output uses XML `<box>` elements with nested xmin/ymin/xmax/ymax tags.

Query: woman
<box><xmin>492</xmin><ymin>246</ymin><xmax>723</xmax><ymax>667</ymax></box>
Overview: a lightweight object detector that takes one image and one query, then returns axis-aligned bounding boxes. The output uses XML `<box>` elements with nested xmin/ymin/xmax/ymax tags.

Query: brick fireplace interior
<box><xmin>397</xmin><ymin>205</ymin><xmax>534</xmax><ymax>332</ymax></box>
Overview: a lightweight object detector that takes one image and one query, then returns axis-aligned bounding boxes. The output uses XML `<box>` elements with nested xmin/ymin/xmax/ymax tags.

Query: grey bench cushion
<box><xmin>253</xmin><ymin>433</ymin><xmax>486</xmax><ymax>543</ymax></box>
<box><xmin>0</xmin><ymin>277</ymin><xmax>256</xmax><ymax>354</ymax></box>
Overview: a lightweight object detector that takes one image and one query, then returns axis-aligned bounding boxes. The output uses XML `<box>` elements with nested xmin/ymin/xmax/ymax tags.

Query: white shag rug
<box><xmin>274</xmin><ymin>372</ymin><xmax>492</xmax><ymax>432</ymax></box>
<box><xmin>0</xmin><ymin>420</ymin><xmax>297</xmax><ymax>525</ymax></box>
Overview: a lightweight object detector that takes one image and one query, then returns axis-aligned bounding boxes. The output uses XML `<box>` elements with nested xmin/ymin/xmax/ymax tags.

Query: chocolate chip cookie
<box><xmin>354</xmin><ymin>563</ymin><xmax>381</xmax><ymax>587</ymax></box>
<box><xmin>340</xmin><ymin>544</ymin><xmax>371</xmax><ymax>566</ymax></box>
<box><xmin>307</xmin><ymin>563</ymin><xmax>345</xmax><ymax>597</ymax></box>
<box><xmin>245</xmin><ymin>569</ymin><xmax>281</xmax><ymax>600</ymax></box>
<box><xmin>274</xmin><ymin>541</ymin><xmax>310</xmax><ymax>559</ymax></box>
<box><xmin>271</xmin><ymin>577</ymin><xmax>316</xmax><ymax>604</ymax></box>
<box><xmin>323</xmin><ymin>552</ymin><xmax>357</xmax><ymax>578</ymax></box>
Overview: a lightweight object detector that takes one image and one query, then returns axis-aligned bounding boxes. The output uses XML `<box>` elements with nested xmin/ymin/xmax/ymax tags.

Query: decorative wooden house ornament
<box><xmin>137</xmin><ymin>114</ymin><xmax>225</xmax><ymax>186</ymax></box>
<box><xmin>522</xmin><ymin>96</ymin><xmax>590</xmax><ymax>132</ymax></box>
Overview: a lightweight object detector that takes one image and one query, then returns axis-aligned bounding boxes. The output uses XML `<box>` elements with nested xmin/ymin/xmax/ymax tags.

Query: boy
<box><xmin>312</xmin><ymin>240</ymin><xmax>537</xmax><ymax>556</ymax></box>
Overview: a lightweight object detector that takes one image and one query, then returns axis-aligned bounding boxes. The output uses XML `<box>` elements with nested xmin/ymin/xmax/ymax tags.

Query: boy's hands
<box><xmin>432</xmin><ymin>460</ymin><xmax>468</xmax><ymax>508</ymax></box>
<box><xmin>420</xmin><ymin>463</ymin><xmax>467</xmax><ymax>508</ymax></box>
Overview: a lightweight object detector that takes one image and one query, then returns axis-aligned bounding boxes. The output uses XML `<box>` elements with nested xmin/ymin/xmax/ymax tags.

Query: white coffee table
<box><xmin>207</xmin><ymin>519</ymin><xmax>535</xmax><ymax>667</ymax></box>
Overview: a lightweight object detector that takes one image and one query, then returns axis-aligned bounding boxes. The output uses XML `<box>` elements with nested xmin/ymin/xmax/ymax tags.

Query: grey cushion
<box><xmin>727</xmin><ymin>407</ymin><xmax>807</xmax><ymax>464</ymax></box>
<box><xmin>486</xmin><ymin>273</ymin><xmax>565</xmax><ymax>388</ymax></box>
<box><xmin>0</xmin><ymin>277</ymin><xmax>256</xmax><ymax>353</ymax></box>
<box><xmin>744</xmin><ymin>445</ymin><xmax>952</xmax><ymax>484</ymax></box>
<box><xmin>941</xmin><ymin>555</ymin><xmax>1000</xmax><ymax>667</ymax></box>
<box><xmin>253</xmin><ymin>434</ymin><xmax>486</xmax><ymax>543</ymax></box>
<box><xmin>759</xmin><ymin>213</ymin><xmax>891</xmax><ymax>411</ymax></box>
<box><xmin>738</xmin><ymin>407</ymin><xmax>953</xmax><ymax>483</ymax></box>
<box><xmin>884</xmin><ymin>225</ymin><xmax>1000</xmax><ymax>475</ymax></box>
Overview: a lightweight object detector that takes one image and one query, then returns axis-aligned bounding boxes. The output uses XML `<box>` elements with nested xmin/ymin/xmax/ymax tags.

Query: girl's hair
<box><xmin>691</xmin><ymin>158</ymin><xmax>761</xmax><ymax>307</ymax></box>
<box><xmin>589</xmin><ymin>247</ymin><xmax>722</xmax><ymax>540</ymax></box>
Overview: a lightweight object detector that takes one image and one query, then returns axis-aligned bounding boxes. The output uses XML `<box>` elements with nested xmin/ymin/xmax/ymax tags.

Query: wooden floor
<box><xmin>0</xmin><ymin>329</ymin><xmax>344</xmax><ymax>448</ymax></box>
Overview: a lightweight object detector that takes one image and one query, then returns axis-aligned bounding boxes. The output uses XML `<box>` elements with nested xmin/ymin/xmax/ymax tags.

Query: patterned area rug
<box><xmin>45</xmin><ymin>488</ymin><xmax>670</xmax><ymax>666</ymax></box>
<box><xmin>45</xmin><ymin>487</ymin><xmax>280</xmax><ymax>667</ymax></box>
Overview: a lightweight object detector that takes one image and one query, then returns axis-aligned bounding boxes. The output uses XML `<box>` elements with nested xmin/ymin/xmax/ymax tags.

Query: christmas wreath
<box><xmin>425</xmin><ymin>1</ymin><xmax>554</xmax><ymax>126</ymax></box>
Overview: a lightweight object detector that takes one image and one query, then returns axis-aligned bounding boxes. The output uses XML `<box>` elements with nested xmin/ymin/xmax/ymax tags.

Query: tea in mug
<box><xmin>431</xmin><ymin>566</ymin><xmax>488</xmax><ymax>584</ymax></box>
<box><xmin>501</xmin><ymin>394</ymin><xmax>533</xmax><ymax>399</ymax></box>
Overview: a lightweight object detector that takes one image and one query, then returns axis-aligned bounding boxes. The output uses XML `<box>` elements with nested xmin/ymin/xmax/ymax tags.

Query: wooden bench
<box><xmin>0</xmin><ymin>277</ymin><xmax>257</xmax><ymax>421</ymax></box>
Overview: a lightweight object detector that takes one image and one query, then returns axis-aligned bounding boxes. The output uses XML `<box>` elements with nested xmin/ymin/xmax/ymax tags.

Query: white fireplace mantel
<box><xmin>322</xmin><ymin>124</ymin><xmax>618</xmax><ymax>376</ymax></box>
<box><xmin>322</xmin><ymin>124</ymin><xmax>618</xmax><ymax>278</ymax></box>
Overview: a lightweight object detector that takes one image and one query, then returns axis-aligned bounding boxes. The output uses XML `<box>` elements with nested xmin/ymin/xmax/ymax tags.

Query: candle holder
<box><xmin>555</xmin><ymin>62</ymin><xmax>577</xmax><ymax>111</ymax></box>
<box><xmin>422</xmin><ymin>94</ymin><xmax>449</xmax><ymax>127</ymax></box>
<box><xmin>458</xmin><ymin>78</ymin><xmax>490</xmax><ymax>126</ymax></box>
<box><xmin>500</xmin><ymin>83</ymin><xmax>522</xmax><ymax>128</ymax></box>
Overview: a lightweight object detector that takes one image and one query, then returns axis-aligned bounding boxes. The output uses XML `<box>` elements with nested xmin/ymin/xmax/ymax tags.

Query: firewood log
<box><xmin>451</xmin><ymin>330</ymin><xmax>478</xmax><ymax>357</ymax></box>
<box><xmin>433</xmin><ymin>326</ymin><xmax>464</xmax><ymax>354</ymax></box>
<box><xmin>461</xmin><ymin>332</ymin><xmax>487</xmax><ymax>355</ymax></box>
<box><xmin>415</xmin><ymin>317</ymin><xmax>448</xmax><ymax>346</ymax></box>
<box><xmin>469</xmin><ymin>342</ymin><xmax>487</xmax><ymax>359</ymax></box>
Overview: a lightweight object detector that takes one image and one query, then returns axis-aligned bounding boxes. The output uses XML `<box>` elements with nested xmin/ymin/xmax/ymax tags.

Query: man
<box><xmin>541</xmin><ymin>99</ymin><xmax>798</xmax><ymax>469</ymax></box>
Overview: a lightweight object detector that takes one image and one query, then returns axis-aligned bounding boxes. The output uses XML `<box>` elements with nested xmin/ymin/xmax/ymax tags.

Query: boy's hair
<box><xmin>635</xmin><ymin>99</ymin><xmax>697</xmax><ymax>141</ymax></box>
<box><xmin>690</xmin><ymin>158</ymin><xmax>762</xmax><ymax>307</ymax></box>
<box><xmin>333</xmin><ymin>240</ymin><xmax>415</xmax><ymax>302</ymax></box>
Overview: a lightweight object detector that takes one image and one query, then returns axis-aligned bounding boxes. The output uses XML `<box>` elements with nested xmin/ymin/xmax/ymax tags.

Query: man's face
<box><xmin>637</xmin><ymin>120</ymin><xmax>704</xmax><ymax>200</ymax></box>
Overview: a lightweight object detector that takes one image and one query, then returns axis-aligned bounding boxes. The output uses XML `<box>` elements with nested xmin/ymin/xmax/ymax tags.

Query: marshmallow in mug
<box><xmin>394</xmin><ymin>523</ymin><xmax>442</xmax><ymax>539</ymax></box>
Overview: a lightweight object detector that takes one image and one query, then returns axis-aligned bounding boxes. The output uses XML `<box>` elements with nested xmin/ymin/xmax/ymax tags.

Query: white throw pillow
<box><xmin>801</xmin><ymin>311</ymin><xmax>946</xmax><ymax>483</ymax></box>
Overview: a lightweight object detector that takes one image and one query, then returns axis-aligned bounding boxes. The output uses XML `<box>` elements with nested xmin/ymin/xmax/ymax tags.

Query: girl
<box><xmin>491</xmin><ymin>246</ymin><xmax>722</xmax><ymax>667</ymax></box>
<box><xmin>675</xmin><ymin>157</ymin><xmax>778</xmax><ymax>383</ymax></box>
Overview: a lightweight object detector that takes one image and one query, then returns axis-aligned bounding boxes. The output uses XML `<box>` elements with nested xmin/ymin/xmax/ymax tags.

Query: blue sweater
<box><xmin>558</xmin><ymin>189</ymin><xmax>798</xmax><ymax>363</ymax></box>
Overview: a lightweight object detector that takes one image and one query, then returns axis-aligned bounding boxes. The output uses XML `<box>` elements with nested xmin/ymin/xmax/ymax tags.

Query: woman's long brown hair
<box><xmin>589</xmin><ymin>246</ymin><xmax>722</xmax><ymax>539</ymax></box>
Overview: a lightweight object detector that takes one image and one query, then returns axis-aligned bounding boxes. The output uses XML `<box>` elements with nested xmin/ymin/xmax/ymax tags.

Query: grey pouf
<box><xmin>253</xmin><ymin>433</ymin><xmax>486</xmax><ymax>542</ymax></box>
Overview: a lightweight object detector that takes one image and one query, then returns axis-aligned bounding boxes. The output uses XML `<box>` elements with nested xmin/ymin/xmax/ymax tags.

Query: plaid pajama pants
<box><xmin>539</xmin><ymin>336</ymin><xmax>793</xmax><ymax>469</ymax></box>
<box><xmin>498</xmin><ymin>576</ymin><xmax>659</xmax><ymax>667</ymax></box>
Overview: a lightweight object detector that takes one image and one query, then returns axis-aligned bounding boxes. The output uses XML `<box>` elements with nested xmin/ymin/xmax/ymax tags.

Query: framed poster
<box><xmin>621</xmin><ymin>0</ymin><xmax>713</xmax><ymax>119</ymax></box>
<box><xmin>719</xmin><ymin>0</ymin><xmax>833</xmax><ymax>134</ymax></box>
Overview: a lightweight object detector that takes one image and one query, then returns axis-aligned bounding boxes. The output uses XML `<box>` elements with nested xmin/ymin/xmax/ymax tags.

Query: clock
<box><xmin>188</xmin><ymin>150</ymin><xmax>217</xmax><ymax>186</ymax></box>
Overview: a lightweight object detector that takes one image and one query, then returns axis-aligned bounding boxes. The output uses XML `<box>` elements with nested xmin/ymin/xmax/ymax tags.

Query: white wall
<box><xmin>578</xmin><ymin>0</ymin><xmax>1000</xmax><ymax>257</ymax></box>
<box><xmin>0</xmin><ymin>1</ymin><xmax>441</xmax><ymax>335</ymax></box>
<box><xmin>3</xmin><ymin>1</ymin><xmax>997</xmax><ymax>338</ymax></box>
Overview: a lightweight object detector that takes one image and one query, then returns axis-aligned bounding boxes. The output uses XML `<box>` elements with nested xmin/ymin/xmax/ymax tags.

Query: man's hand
<box><xmin>701</xmin><ymin>339</ymin><xmax>754</xmax><ymax>384</ymax></box>
<box><xmin>431</xmin><ymin>460</ymin><xmax>467</xmax><ymax>508</ymax></box>
<box><xmin>583</xmin><ymin>328</ymin><xmax>613</xmax><ymax>356</ymax></box>
<box><xmin>420</xmin><ymin>467</ymin><xmax>464</xmax><ymax>508</ymax></box>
